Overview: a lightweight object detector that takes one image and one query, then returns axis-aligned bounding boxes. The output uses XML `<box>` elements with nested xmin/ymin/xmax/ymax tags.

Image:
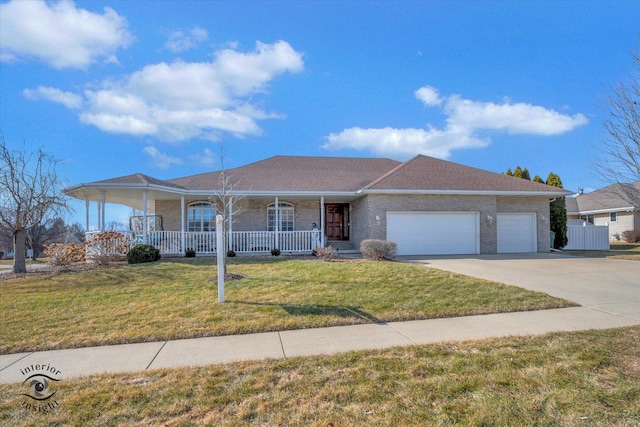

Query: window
<box><xmin>267</xmin><ymin>202</ymin><xmax>294</xmax><ymax>231</ymax></box>
<box><xmin>580</xmin><ymin>214</ymin><xmax>595</xmax><ymax>225</ymax></box>
<box><xmin>610</xmin><ymin>212</ymin><xmax>617</xmax><ymax>222</ymax></box>
<box><xmin>188</xmin><ymin>202</ymin><xmax>216</xmax><ymax>232</ymax></box>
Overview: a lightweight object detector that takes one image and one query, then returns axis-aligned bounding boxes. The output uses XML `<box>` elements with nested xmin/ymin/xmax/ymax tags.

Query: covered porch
<box><xmin>65</xmin><ymin>175</ymin><xmax>344</xmax><ymax>255</ymax></box>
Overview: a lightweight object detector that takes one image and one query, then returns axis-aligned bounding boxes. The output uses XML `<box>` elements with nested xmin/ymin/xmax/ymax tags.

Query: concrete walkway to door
<box><xmin>401</xmin><ymin>253</ymin><xmax>640</xmax><ymax>321</ymax></box>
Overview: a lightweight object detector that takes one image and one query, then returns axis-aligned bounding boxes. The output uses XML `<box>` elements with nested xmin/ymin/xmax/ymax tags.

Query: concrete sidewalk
<box><xmin>2</xmin><ymin>306</ymin><xmax>638</xmax><ymax>384</ymax></box>
<box><xmin>2</xmin><ymin>254</ymin><xmax>639</xmax><ymax>384</ymax></box>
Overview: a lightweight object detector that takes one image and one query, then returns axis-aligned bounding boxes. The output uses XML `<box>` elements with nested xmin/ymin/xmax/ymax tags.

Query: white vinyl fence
<box><xmin>564</xmin><ymin>225</ymin><xmax>610</xmax><ymax>250</ymax></box>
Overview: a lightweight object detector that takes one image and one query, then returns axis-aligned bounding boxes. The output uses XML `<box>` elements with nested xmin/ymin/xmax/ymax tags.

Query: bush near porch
<box><xmin>0</xmin><ymin>257</ymin><xmax>575</xmax><ymax>354</ymax></box>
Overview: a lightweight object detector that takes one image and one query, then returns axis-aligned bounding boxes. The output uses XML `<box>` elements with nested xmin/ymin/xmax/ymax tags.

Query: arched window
<box><xmin>267</xmin><ymin>202</ymin><xmax>294</xmax><ymax>231</ymax></box>
<box><xmin>188</xmin><ymin>202</ymin><xmax>216</xmax><ymax>232</ymax></box>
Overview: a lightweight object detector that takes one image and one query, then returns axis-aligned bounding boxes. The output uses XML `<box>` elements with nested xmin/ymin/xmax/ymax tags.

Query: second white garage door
<box><xmin>387</xmin><ymin>211</ymin><xmax>480</xmax><ymax>255</ymax></box>
<box><xmin>497</xmin><ymin>213</ymin><xmax>537</xmax><ymax>253</ymax></box>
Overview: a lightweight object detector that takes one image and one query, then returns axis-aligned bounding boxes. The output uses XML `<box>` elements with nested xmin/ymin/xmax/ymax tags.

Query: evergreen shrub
<box><xmin>127</xmin><ymin>244</ymin><xmax>161</xmax><ymax>264</ymax></box>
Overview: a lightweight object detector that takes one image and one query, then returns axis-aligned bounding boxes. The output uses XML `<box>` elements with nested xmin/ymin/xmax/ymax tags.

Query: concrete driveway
<box><xmin>401</xmin><ymin>253</ymin><xmax>640</xmax><ymax>321</ymax></box>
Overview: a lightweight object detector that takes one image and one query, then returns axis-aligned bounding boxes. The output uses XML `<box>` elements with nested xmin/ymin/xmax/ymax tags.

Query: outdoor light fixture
<box><xmin>486</xmin><ymin>215</ymin><xmax>494</xmax><ymax>225</ymax></box>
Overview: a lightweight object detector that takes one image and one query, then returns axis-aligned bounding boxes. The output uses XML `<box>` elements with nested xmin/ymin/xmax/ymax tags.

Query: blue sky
<box><xmin>1</xmin><ymin>0</ymin><xmax>638</xmax><ymax>227</ymax></box>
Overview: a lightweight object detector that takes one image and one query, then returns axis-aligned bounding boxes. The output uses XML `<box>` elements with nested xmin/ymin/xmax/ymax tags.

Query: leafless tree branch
<box><xmin>0</xmin><ymin>133</ymin><xmax>70</xmax><ymax>273</ymax></box>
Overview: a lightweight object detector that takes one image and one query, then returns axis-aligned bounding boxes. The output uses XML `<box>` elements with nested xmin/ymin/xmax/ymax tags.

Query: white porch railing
<box><xmin>229</xmin><ymin>230</ymin><xmax>322</xmax><ymax>253</ymax></box>
<box><xmin>85</xmin><ymin>230</ymin><xmax>322</xmax><ymax>255</ymax></box>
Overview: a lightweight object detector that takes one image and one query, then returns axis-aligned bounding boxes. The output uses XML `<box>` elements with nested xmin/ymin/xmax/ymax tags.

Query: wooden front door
<box><xmin>326</xmin><ymin>204</ymin><xmax>347</xmax><ymax>240</ymax></box>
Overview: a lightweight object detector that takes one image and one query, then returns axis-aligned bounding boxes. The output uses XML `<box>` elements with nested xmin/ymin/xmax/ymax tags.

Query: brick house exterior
<box><xmin>64</xmin><ymin>155</ymin><xmax>569</xmax><ymax>255</ymax></box>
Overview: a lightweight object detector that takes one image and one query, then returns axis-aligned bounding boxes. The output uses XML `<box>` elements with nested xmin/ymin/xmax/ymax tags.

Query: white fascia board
<box><xmin>183</xmin><ymin>190</ymin><xmax>358</xmax><ymax>198</ymax></box>
<box><xmin>576</xmin><ymin>206</ymin><xmax>636</xmax><ymax>215</ymax></box>
<box><xmin>360</xmin><ymin>189</ymin><xmax>571</xmax><ymax>197</ymax></box>
<box><xmin>65</xmin><ymin>183</ymin><xmax>361</xmax><ymax>198</ymax></box>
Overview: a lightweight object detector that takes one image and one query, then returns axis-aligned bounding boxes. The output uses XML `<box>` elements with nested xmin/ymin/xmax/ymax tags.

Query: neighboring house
<box><xmin>64</xmin><ymin>155</ymin><xmax>570</xmax><ymax>256</ymax></box>
<box><xmin>566</xmin><ymin>181</ymin><xmax>640</xmax><ymax>240</ymax></box>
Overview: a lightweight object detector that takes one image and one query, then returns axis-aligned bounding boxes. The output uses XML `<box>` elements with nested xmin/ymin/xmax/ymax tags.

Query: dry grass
<box><xmin>0</xmin><ymin>257</ymin><xmax>574</xmax><ymax>354</ymax></box>
<box><xmin>563</xmin><ymin>243</ymin><xmax>640</xmax><ymax>261</ymax></box>
<box><xmin>1</xmin><ymin>326</ymin><xmax>638</xmax><ymax>426</ymax></box>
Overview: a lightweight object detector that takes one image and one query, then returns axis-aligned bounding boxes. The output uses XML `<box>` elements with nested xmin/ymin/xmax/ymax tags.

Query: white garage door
<box><xmin>387</xmin><ymin>212</ymin><xmax>480</xmax><ymax>255</ymax></box>
<box><xmin>497</xmin><ymin>213</ymin><xmax>537</xmax><ymax>253</ymax></box>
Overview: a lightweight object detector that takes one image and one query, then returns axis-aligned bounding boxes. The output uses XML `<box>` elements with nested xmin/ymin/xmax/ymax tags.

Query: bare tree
<box><xmin>596</xmin><ymin>50</ymin><xmax>640</xmax><ymax>204</ymax></box>
<box><xmin>0</xmin><ymin>134</ymin><xmax>70</xmax><ymax>273</ymax></box>
<box><xmin>208</xmin><ymin>146</ymin><xmax>244</xmax><ymax>274</ymax></box>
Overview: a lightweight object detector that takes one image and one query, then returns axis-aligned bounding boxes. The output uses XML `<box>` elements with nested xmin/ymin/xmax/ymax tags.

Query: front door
<box><xmin>326</xmin><ymin>204</ymin><xmax>348</xmax><ymax>240</ymax></box>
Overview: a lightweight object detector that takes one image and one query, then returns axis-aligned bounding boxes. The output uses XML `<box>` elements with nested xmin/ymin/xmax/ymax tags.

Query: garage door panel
<box><xmin>387</xmin><ymin>212</ymin><xmax>479</xmax><ymax>255</ymax></box>
<box><xmin>497</xmin><ymin>213</ymin><xmax>537</xmax><ymax>253</ymax></box>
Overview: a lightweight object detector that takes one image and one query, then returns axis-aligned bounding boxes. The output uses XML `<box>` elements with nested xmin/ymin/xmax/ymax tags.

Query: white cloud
<box><xmin>165</xmin><ymin>26</ymin><xmax>208</xmax><ymax>53</ymax></box>
<box><xmin>0</xmin><ymin>0</ymin><xmax>133</xmax><ymax>69</ymax></box>
<box><xmin>414</xmin><ymin>85</ymin><xmax>442</xmax><ymax>106</ymax></box>
<box><xmin>143</xmin><ymin>146</ymin><xmax>183</xmax><ymax>169</ymax></box>
<box><xmin>444</xmin><ymin>95</ymin><xmax>589</xmax><ymax>135</ymax></box>
<box><xmin>324</xmin><ymin>126</ymin><xmax>489</xmax><ymax>159</ymax></box>
<box><xmin>31</xmin><ymin>40</ymin><xmax>304</xmax><ymax>142</ymax></box>
<box><xmin>324</xmin><ymin>85</ymin><xmax>588</xmax><ymax>159</ymax></box>
<box><xmin>23</xmin><ymin>86</ymin><xmax>83</xmax><ymax>109</ymax></box>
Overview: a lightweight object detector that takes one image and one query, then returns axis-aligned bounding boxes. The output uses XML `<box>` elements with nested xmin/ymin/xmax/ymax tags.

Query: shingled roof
<box><xmin>363</xmin><ymin>155</ymin><xmax>563</xmax><ymax>193</ymax></box>
<box><xmin>568</xmin><ymin>181</ymin><xmax>640</xmax><ymax>213</ymax></box>
<box><xmin>168</xmin><ymin>156</ymin><xmax>402</xmax><ymax>192</ymax></box>
<box><xmin>66</xmin><ymin>155</ymin><xmax>570</xmax><ymax>199</ymax></box>
<box><xmin>90</xmin><ymin>173</ymin><xmax>185</xmax><ymax>189</ymax></box>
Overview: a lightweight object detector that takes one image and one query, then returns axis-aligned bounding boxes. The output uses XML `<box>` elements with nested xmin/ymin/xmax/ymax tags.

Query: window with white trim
<box><xmin>580</xmin><ymin>214</ymin><xmax>595</xmax><ymax>224</ymax></box>
<box><xmin>610</xmin><ymin>212</ymin><xmax>617</xmax><ymax>222</ymax></box>
<box><xmin>188</xmin><ymin>202</ymin><xmax>216</xmax><ymax>232</ymax></box>
<box><xmin>267</xmin><ymin>202</ymin><xmax>294</xmax><ymax>231</ymax></box>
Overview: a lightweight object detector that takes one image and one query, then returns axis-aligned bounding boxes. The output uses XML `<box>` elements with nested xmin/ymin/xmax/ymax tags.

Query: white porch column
<box><xmin>85</xmin><ymin>198</ymin><xmax>90</xmax><ymax>232</ymax></box>
<box><xmin>100</xmin><ymin>191</ymin><xmax>106</xmax><ymax>232</ymax></box>
<box><xmin>180</xmin><ymin>196</ymin><xmax>185</xmax><ymax>254</ymax></box>
<box><xmin>142</xmin><ymin>191</ymin><xmax>148</xmax><ymax>244</ymax></box>
<box><xmin>274</xmin><ymin>196</ymin><xmax>279</xmax><ymax>249</ymax></box>
<box><xmin>320</xmin><ymin>196</ymin><xmax>325</xmax><ymax>247</ymax></box>
<box><xmin>180</xmin><ymin>196</ymin><xmax>186</xmax><ymax>254</ymax></box>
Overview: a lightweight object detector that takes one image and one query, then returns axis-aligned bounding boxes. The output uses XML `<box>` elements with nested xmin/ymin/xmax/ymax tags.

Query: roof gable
<box><xmin>364</xmin><ymin>155</ymin><xmax>565</xmax><ymax>194</ymax></box>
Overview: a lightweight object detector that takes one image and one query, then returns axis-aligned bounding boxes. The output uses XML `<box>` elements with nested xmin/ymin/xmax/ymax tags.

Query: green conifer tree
<box><xmin>513</xmin><ymin>166</ymin><xmax>523</xmax><ymax>178</ymax></box>
<box><xmin>546</xmin><ymin>172</ymin><xmax>568</xmax><ymax>249</ymax></box>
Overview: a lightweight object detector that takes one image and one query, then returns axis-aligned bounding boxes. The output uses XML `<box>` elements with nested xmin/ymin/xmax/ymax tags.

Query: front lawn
<box><xmin>1</xmin><ymin>326</ymin><xmax>638</xmax><ymax>425</ymax></box>
<box><xmin>1</xmin><ymin>257</ymin><xmax>574</xmax><ymax>354</ymax></box>
<box><xmin>563</xmin><ymin>242</ymin><xmax>640</xmax><ymax>261</ymax></box>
